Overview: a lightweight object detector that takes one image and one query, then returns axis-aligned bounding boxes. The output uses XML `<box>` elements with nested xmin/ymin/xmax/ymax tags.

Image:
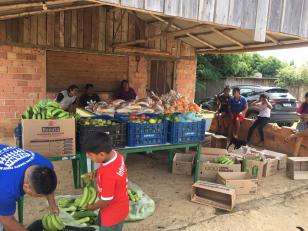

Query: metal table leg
<box><xmin>194</xmin><ymin>144</ymin><xmax>201</xmax><ymax>182</ymax></box>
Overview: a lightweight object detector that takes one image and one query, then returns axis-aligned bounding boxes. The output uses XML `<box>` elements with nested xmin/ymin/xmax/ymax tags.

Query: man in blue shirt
<box><xmin>228</xmin><ymin>87</ymin><xmax>248</xmax><ymax>138</ymax></box>
<box><xmin>0</xmin><ymin>144</ymin><xmax>58</xmax><ymax>231</ymax></box>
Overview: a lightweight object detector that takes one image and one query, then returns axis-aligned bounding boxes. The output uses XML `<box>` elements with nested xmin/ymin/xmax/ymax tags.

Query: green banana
<box><xmin>78</xmin><ymin>186</ymin><xmax>90</xmax><ymax>208</ymax></box>
<box><xmin>51</xmin><ymin>108</ymin><xmax>63</xmax><ymax>117</ymax></box>
<box><xmin>57</xmin><ymin>112</ymin><xmax>69</xmax><ymax>119</ymax></box>
<box><xmin>41</xmin><ymin>111</ymin><xmax>46</xmax><ymax>120</ymax></box>
<box><xmin>88</xmin><ymin>186</ymin><xmax>97</xmax><ymax>205</ymax></box>
<box><xmin>47</xmin><ymin>101</ymin><xmax>61</xmax><ymax>109</ymax></box>
<box><xmin>46</xmin><ymin>215</ymin><xmax>56</xmax><ymax>231</ymax></box>
<box><xmin>51</xmin><ymin>214</ymin><xmax>65</xmax><ymax>230</ymax></box>
<box><xmin>32</xmin><ymin>114</ymin><xmax>37</xmax><ymax>119</ymax></box>
<box><xmin>42</xmin><ymin>214</ymin><xmax>49</xmax><ymax>231</ymax></box>
<box><xmin>37</xmin><ymin>113</ymin><xmax>42</xmax><ymax>120</ymax></box>
<box><xmin>47</xmin><ymin>108</ymin><xmax>54</xmax><ymax>118</ymax></box>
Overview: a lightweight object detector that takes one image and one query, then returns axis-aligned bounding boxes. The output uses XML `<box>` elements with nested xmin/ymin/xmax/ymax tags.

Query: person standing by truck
<box><xmin>247</xmin><ymin>94</ymin><xmax>272</xmax><ymax>146</ymax></box>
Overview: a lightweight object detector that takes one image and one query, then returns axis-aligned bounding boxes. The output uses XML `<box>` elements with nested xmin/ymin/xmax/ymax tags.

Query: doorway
<box><xmin>150</xmin><ymin>60</ymin><xmax>174</xmax><ymax>96</ymax></box>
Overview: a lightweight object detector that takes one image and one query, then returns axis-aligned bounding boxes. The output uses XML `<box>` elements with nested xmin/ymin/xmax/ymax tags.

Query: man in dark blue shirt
<box><xmin>228</xmin><ymin>87</ymin><xmax>248</xmax><ymax>138</ymax></box>
<box><xmin>0</xmin><ymin>144</ymin><xmax>58</xmax><ymax>231</ymax></box>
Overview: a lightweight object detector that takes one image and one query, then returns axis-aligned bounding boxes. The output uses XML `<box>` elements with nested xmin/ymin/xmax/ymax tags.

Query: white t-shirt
<box><xmin>58</xmin><ymin>90</ymin><xmax>77</xmax><ymax>110</ymax></box>
<box><xmin>258</xmin><ymin>103</ymin><xmax>271</xmax><ymax>118</ymax></box>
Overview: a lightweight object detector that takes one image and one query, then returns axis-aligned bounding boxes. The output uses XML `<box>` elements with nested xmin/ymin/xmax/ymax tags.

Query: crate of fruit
<box><xmin>125</xmin><ymin>114</ymin><xmax>167</xmax><ymax>147</ymax></box>
<box><xmin>166</xmin><ymin>113</ymin><xmax>206</xmax><ymax>144</ymax></box>
<box><xmin>77</xmin><ymin>115</ymin><xmax>126</xmax><ymax>151</ymax></box>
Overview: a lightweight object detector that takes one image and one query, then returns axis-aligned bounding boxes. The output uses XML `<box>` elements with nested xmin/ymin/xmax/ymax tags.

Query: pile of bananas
<box><xmin>215</xmin><ymin>156</ymin><xmax>235</xmax><ymax>165</ymax></box>
<box><xmin>42</xmin><ymin>214</ymin><xmax>65</xmax><ymax>231</ymax></box>
<box><xmin>55</xmin><ymin>175</ymin><xmax>98</xmax><ymax>227</ymax></box>
<box><xmin>22</xmin><ymin>99</ymin><xmax>70</xmax><ymax>120</ymax></box>
<box><xmin>128</xmin><ymin>189</ymin><xmax>140</xmax><ymax>202</ymax></box>
<box><xmin>78</xmin><ymin>185</ymin><xmax>97</xmax><ymax>209</ymax></box>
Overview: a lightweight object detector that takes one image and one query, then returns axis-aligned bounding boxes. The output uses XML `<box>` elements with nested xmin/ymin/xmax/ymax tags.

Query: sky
<box><xmin>254</xmin><ymin>46</ymin><xmax>308</xmax><ymax>67</ymax></box>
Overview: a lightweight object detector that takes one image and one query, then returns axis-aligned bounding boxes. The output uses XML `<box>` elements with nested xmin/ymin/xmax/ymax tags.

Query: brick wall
<box><xmin>175</xmin><ymin>59</ymin><xmax>197</xmax><ymax>102</ymax></box>
<box><xmin>128</xmin><ymin>56</ymin><xmax>148</xmax><ymax>99</ymax></box>
<box><xmin>0</xmin><ymin>45</ymin><xmax>46</xmax><ymax>137</ymax></box>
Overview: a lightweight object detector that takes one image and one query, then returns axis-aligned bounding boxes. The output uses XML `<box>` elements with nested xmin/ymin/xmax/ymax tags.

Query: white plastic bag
<box><xmin>126</xmin><ymin>181</ymin><xmax>155</xmax><ymax>222</ymax></box>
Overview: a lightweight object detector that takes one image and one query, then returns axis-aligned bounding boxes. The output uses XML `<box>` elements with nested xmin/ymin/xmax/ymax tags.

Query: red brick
<box><xmin>16</xmin><ymin>53</ymin><xmax>37</xmax><ymax>60</ymax></box>
<box><xmin>0</xmin><ymin>66</ymin><xmax>7</xmax><ymax>73</ymax></box>
<box><xmin>5</xmin><ymin>100</ymin><xmax>15</xmax><ymax>106</ymax></box>
<box><xmin>0</xmin><ymin>46</ymin><xmax>12</xmax><ymax>52</ymax></box>
<box><xmin>17</xmin><ymin>80</ymin><xmax>28</xmax><ymax>86</ymax></box>
<box><xmin>5</xmin><ymin>112</ymin><xmax>14</xmax><ymax>118</ymax></box>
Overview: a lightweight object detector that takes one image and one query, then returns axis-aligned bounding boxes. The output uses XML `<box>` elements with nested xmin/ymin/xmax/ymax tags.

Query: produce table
<box><xmin>89</xmin><ymin>143</ymin><xmax>202</xmax><ymax>182</ymax></box>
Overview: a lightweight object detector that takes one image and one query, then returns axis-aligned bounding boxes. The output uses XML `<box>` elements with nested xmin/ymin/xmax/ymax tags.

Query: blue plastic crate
<box><xmin>167</xmin><ymin>119</ymin><xmax>206</xmax><ymax>144</ymax></box>
<box><xmin>126</xmin><ymin>114</ymin><xmax>167</xmax><ymax>147</ymax></box>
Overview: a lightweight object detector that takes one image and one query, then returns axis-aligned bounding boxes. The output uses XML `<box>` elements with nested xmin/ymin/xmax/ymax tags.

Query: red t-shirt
<box><xmin>96</xmin><ymin>151</ymin><xmax>129</xmax><ymax>226</ymax></box>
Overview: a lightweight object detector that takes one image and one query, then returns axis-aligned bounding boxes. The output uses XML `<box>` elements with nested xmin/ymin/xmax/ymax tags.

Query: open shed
<box><xmin>0</xmin><ymin>0</ymin><xmax>307</xmax><ymax>137</ymax></box>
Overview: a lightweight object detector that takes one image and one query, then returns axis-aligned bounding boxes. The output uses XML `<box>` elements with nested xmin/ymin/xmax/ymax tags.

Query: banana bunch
<box><xmin>78</xmin><ymin>185</ymin><xmax>97</xmax><ymax>208</ymax></box>
<box><xmin>22</xmin><ymin>99</ymin><xmax>70</xmax><ymax>120</ymax></box>
<box><xmin>128</xmin><ymin>189</ymin><xmax>140</xmax><ymax>202</ymax></box>
<box><xmin>215</xmin><ymin>156</ymin><xmax>235</xmax><ymax>165</ymax></box>
<box><xmin>42</xmin><ymin>214</ymin><xmax>65</xmax><ymax>231</ymax></box>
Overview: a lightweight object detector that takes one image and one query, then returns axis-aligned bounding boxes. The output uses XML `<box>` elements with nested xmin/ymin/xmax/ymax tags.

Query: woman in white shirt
<box><xmin>247</xmin><ymin>94</ymin><xmax>272</xmax><ymax>146</ymax></box>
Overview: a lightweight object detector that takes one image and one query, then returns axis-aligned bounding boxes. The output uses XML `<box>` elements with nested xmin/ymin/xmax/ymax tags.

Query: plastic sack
<box><xmin>126</xmin><ymin>181</ymin><xmax>155</xmax><ymax>222</ymax></box>
<box><xmin>55</xmin><ymin>195</ymin><xmax>99</xmax><ymax>231</ymax></box>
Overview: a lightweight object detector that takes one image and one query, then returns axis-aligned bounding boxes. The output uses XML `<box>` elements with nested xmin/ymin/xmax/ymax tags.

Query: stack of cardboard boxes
<box><xmin>172</xmin><ymin>146</ymin><xmax>297</xmax><ymax>212</ymax></box>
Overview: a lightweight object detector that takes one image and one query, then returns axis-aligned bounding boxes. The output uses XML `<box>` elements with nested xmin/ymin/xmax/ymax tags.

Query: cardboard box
<box><xmin>211</xmin><ymin>134</ymin><xmax>228</xmax><ymax>149</ymax></box>
<box><xmin>22</xmin><ymin>118</ymin><xmax>76</xmax><ymax>157</ymax></box>
<box><xmin>242</xmin><ymin>154</ymin><xmax>265</xmax><ymax>180</ymax></box>
<box><xmin>191</xmin><ymin>180</ymin><xmax>236</xmax><ymax>211</ymax></box>
<box><xmin>199</xmin><ymin>154</ymin><xmax>241</xmax><ymax>182</ymax></box>
<box><xmin>286</xmin><ymin>157</ymin><xmax>308</xmax><ymax>180</ymax></box>
<box><xmin>201</xmin><ymin>147</ymin><xmax>228</xmax><ymax>156</ymax></box>
<box><xmin>262</xmin><ymin>150</ymin><xmax>287</xmax><ymax>170</ymax></box>
<box><xmin>263</xmin><ymin>158</ymin><xmax>279</xmax><ymax>177</ymax></box>
<box><xmin>217</xmin><ymin>172</ymin><xmax>258</xmax><ymax>195</ymax></box>
<box><xmin>172</xmin><ymin>153</ymin><xmax>194</xmax><ymax>176</ymax></box>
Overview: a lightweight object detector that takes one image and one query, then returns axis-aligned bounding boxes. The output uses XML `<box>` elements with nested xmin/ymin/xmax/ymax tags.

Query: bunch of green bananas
<box><xmin>42</xmin><ymin>214</ymin><xmax>65</xmax><ymax>231</ymax></box>
<box><xmin>22</xmin><ymin>99</ymin><xmax>70</xmax><ymax>120</ymax></box>
<box><xmin>78</xmin><ymin>185</ymin><xmax>97</xmax><ymax>208</ymax></box>
<box><xmin>128</xmin><ymin>189</ymin><xmax>140</xmax><ymax>202</ymax></box>
<box><xmin>215</xmin><ymin>156</ymin><xmax>235</xmax><ymax>165</ymax></box>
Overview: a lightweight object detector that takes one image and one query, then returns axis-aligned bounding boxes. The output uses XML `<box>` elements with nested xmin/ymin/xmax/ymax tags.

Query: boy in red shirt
<box><xmin>84</xmin><ymin>132</ymin><xmax>129</xmax><ymax>231</ymax></box>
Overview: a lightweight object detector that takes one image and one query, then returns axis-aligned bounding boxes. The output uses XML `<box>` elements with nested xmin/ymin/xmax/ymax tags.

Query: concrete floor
<box><xmin>16</xmin><ymin>150</ymin><xmax>308</xmax><ymax>231</ymax></box>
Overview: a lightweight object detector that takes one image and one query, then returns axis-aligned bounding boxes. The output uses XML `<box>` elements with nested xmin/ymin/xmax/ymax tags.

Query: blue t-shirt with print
<box><xmin>229</xmin><ymin>96</ymin><xmax>247</xmax><ymax>113</ymax></box>
<box><xmin>0</xmin><ymin>144</ymin><xmax>53</xmax><ymax>216</ymax></box>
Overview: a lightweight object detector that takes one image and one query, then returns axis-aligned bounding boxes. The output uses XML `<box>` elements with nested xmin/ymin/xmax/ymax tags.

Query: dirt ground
<box><xmin>13</xmin><ymin>149</ymin><xmax>308</xmax><ymax>231</ymax></box>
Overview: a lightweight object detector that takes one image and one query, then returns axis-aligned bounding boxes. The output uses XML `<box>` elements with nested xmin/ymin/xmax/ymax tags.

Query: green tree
<box><xmin>258</xmin><ymin>56</ymin><xmax>287</xmax><ymax>77</ymax></box>
<box><xmin>275</xmin><ymin>63</ymin><xmax>308</xmax><ymax>87</ymax></box>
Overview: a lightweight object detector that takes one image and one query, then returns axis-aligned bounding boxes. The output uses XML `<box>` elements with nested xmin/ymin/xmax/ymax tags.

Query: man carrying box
<box><xmin>0</xmin><ymin>144</ymin><xmax>58</xmax><ymax>231</ymax></box>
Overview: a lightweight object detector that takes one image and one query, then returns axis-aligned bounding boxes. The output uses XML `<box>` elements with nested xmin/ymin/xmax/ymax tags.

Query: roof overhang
<box><xmin>0</xmin><ymin>0</ymin><xmax>307</xmax><ymax>54</ymax></box>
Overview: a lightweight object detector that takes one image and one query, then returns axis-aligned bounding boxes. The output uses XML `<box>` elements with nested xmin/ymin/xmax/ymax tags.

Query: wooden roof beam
<box><xmin>0</xmin><ymin>2</ymin><xmax>99</xmax><ymax>20</ymax></box>
<box><xmin>197</xmin><ymin>39</ymin><xmax>307</xmax><ymax>54</ymax></box>
<box><xmin>150</xmin><ymin>14</ymin><xmax>217</xmax><ymax>50</ymax></box>
<box><xmin>266</xmin><ymin>34</ymin><xmax>279</xmax><ymax>44</ymax></box>
<box><xmin>210</xmin><ymin>28</ymin><xmax>244</xmax><ymax>48</ymax></box>
<box><xmin>0</xmin><ymin>0</ymin><xmax>79</xmax><ymax>11</ymax></box>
